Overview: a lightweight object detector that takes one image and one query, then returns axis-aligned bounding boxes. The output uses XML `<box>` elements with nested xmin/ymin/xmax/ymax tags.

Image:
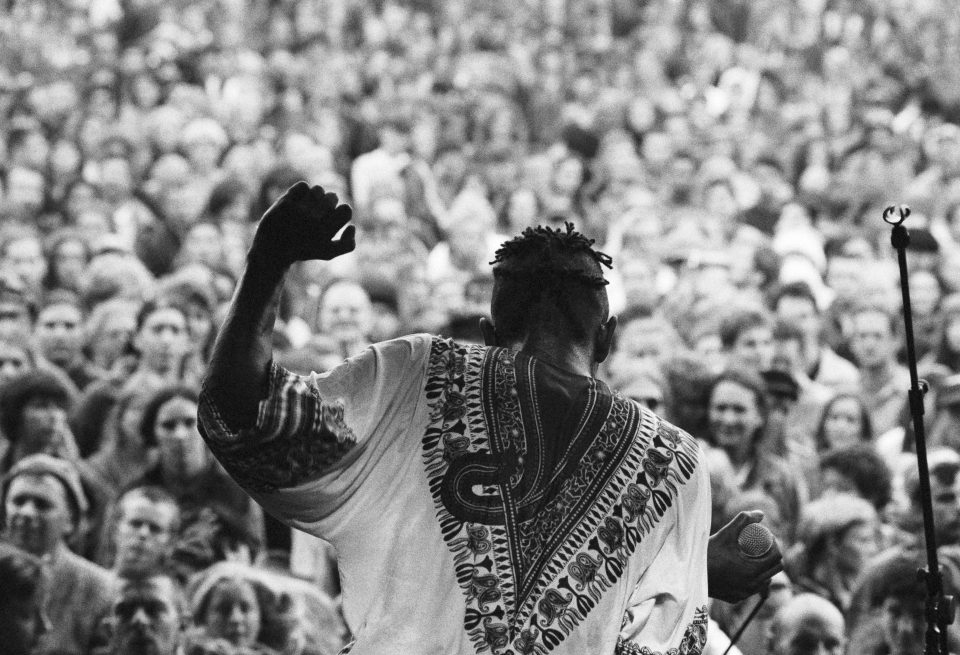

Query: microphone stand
<box><xmin>883</xmin><ymin>205</ymin><xmax>956</xmax><ymax>655</ymax></box>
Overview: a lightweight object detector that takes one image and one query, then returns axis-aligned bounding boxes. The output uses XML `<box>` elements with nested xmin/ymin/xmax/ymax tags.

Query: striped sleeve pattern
<box><xmin>198</xmin><ymin>361</ymin><xmax>357</xmax><ymax>493</ymax></box>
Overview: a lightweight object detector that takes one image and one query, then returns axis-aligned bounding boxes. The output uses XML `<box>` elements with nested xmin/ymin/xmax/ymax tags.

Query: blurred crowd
<box><xmin>4</xmin><ymin>0</ymin><xmax>960</xmax><ymax>653</ymax></box>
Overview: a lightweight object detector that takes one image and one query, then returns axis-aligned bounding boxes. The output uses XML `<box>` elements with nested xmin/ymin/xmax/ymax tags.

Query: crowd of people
<box><xmin>4</xmin><ymin>0</ymin><xmax>960</xmax><ymax>653</ymax></box>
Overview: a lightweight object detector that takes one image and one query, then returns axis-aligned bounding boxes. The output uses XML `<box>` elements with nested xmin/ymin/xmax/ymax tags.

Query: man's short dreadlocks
<box><xmin>489</xmin><ymin>223</ymin><xmax>613</xmax><ymax>344</ymax></box>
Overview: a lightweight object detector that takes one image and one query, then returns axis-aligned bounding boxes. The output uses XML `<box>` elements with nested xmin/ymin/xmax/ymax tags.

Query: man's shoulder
<box><xmin>52</xmin><ymin>548</ymin><xmax>117</xmax><ymax>601</ymax></box>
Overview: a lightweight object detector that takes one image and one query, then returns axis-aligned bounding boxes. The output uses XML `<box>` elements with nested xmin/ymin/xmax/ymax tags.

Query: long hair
<box><xmin>814</xmin><ymin>391</ymin><xmax>874</xmax><ymax>453</ymax></box>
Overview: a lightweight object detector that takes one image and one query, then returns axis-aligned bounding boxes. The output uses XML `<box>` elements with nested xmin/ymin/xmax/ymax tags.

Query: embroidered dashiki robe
<box><xmin>198</xmin><ymin>335</ymin><xmax>710</xmax><ymax>655</ymax></box>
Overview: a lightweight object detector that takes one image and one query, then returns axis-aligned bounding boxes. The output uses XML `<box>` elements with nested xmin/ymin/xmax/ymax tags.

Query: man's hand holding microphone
<box><xmin>708</xmin><ymin>510</ymin><xmax>783</xmax><ymax>604</ymax></box>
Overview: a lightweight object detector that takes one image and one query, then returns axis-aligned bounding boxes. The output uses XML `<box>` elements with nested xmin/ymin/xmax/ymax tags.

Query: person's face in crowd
<box><xmin>93</xmin><ymin>307</ymin><xmax>138</xmax><ymax>369</ymax></box>
<box><xmin>6</xmin><ymin>168</ymin><xmax>45</xmax><ymax>217</ymax></box>
<box><xmin>694</xmin><ymin>332</ymin><xmax>726</xmax><ymax>375</ymax></box>
<box><xmin>4</xmin><ymin>473</ymin><xmax>74</xmax><ymax>556</ymax></box>
<box><xmin>621</xmin><ymin>377</ymin><xmax>664</xmax><ymax>414</ymax></box>
<box><xmin>486</xmin><ymin>158</ymin><xmax>520</xmax><ymax>197</ymax></box>
<box><xmin>87</xmin><ymin>87</ymin><xmax>117</xmax><ymax>121</ymax></box>
<box><xmin>772</xmin><ymin>606</ymin><xmax>845</xmax><ymax>655</ymax></box>
<box><xmin>0</xmin><ymin>340</ymin><xmax>30</xmax><ymax>381</ymax></box>
<box><xmin>181</xmin><ymin>223</ymin><xmax>223</xmax><ymax>268</ymax></box>
<box><xmin>162</xmin><ymin>186</ymin><xmax>205</xmax><ymax>229</ymax></box>
<box><xmin>929</xmin><ymin>469</ymin><xmax>960</xmax><ymax>545</ymax></box>
<box><xmin>821</xmin><ymin>396</ymin><xmax>865</xmax><ymax>449</ymax></box>
<box><xmin>0</xmin><ymin>583</ymin><xmax>48</xmax><ymax>655</ymax></box>
<box><xmin>49</xmin><ymin>140</ymin><xmax>82</xmax><ymax>184</ymax></box>
<box><xmin>11</xmin><ymin>131</ymin><xmax>49</xmax><ymax>172</ymax></box>
<box><xmin>0</xmin><ymin>299</ymin><xmax>33</xmax><ymax>342</ymax></box>
<box><xmin>35</xmin><ymin>302</ymin><xmax>84</xmax><ymax>367</ymax></box>
<box><xmin>111</xmin><ymin>577</ymin><xmax>183</xmax><ymax>655</ymax></box>
<box><xmin>183</xmin><ymin>300</ymin><xmax>213</xmax><ymax>355</ymax></box>
<box><xmin>703</xmin><ymin>181</ymin><xmax>738</xmax><ymax>222</ymax></box>
<box><xmin>909</xmin><ymin>269</ymin><xmax>941</xmax><ymax>315</ymax></box>
<box><xmin>20</xmin><ymin>394</ymin><xmax>69</xmax><ymax>455</ymax></box>
<box><xmin>641</xmin><ymin>132</ymin><xmax>674</xmax><ymax>170</ymax></box>
<box><xmin>848</xmin><ymin>310</ymin><xmax>895</xmax><ymax>370</ymax></box>
<box><xmin>216</xmin><ymin>191</ymin><xmax>251</xmax><ymax>225</ymax></box>
<box><xmin>775</xmin><ymin>296</ymin><xmax>820</xmax><ymax>348</ymax></box>
<box><xmin>730</xmin><ymin>325</ymin><xmax>774</xmax><ymax>371</ymax></box>
<box><xmin>830</xmin><ymin>520</ymin><xmax>879</xmax><ymax>575</ymax></box>
<box><xmin>620</xmin><ymin>208</ymin><xmax>663</xmax><ymax>256</ymax></box>
<box><xmin>4</xmin><ymin>236</ymin><xmax>46</xmax><ymax>292</ymax></box>
<box><xmin>364</xmin><ymin>198</ymin><xmax>406</xmax><ymax>246</ymax></box>
<box><xmin>411</xmin><ymin>117</ymin><xmax>438</xmax><ymax>161</ymax></box>
<box><xmin>506</xmin><ymin>188</ymin><xmax>540</xmax><ymax>230</ymax></box>
<box><xmin>609</xmin><ymin>319</ymin><xmax>674</xmax><ymax>375</ymax></box>
<box><xmin>64</xmin><ymin>181</ymin><xmax>101</xmax><ymax>221</ymax></box>
<box><xmin>51</xmin><ymin>238</ymin><xmax>88</xmax><ymax>289</ymax></box>
<box><xmin>826</xmin><ymin>256</ymin><xmax>865</xmax><ymax>302</ymax></box>
<box><xmin>946</xmin><ymin>315</ymin><xmax>960</xmax><ymax>355</ymax></box>
<box><xmin>687</xmin><ymin>263</ymin><xmax>732</xmax><ymax>304</ymax></box>
<box><xmin>379</xmin><ymin>125</ymin><xmax>409</xmax><ymax>156</ymax></box>
<box><xmin>948</xmin><ymin>204</ymin><xmax>960</xmax><ymax>245</ymax></box>
<box><xmin>114</xmin><ymin>494</ymin><xmax>178</xmax><ymax>579</ymax></box>
<box><xmin>130</xmin><ymin>72</ymin><xmax>162</xmax><ymax>109</ymax></box>
<box><xmin>99</xmin><ymin>157</ymin><xmax>134</xmax><ymax>204</ymax></box>
<box><xmin>184</xmin><ymin>138</ymin><xmax>223</xmax><ymax>174</ymax></box>
<box><xmin>708</xmin><ymin>380</ymin><xmax>765</xmax><ymax>463</ymax></box>
<box><xmin>135</xmin><ymin>307</ymin><xmax>190</xmax><ymax>374</ymax></box>
<box><xmin>619</xmin><ymin>259</ymin><xmax>660</xmax><ymax>314</ymax></box>
<box><xmin>880</xmin><ymin>596</ymin><xmax>925</xmax><ymax>655</ymax></box>
<box><xmin>319</xmin><ymin>281</ymin><xmax>372</xmax><ymax>346</ymax></box>
<box><xmin>551</xmin><ymin>157</ymin><xmax>584</xmax><ymax>197</ymax></box>
<box><xmin>203</xmin><ymin>578</ymin><xmax>261</xmax><ymax>648</ymax></box>
<box><xmin>772</xmin><ymin>336</ymin><xmax>806</xmax><ymax>377</ymax></box>
<box><xmin>155</xmin><ymin>395</ymin><xmax>207</xmax><ymax>481</ymax></box>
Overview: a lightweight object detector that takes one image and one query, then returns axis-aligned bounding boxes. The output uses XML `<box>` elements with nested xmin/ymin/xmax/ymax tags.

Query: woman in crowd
<box><xmin>814</xmin><ymin>391</ymin><xmax>874</xmax><ymax>453</ymax></box>
<box><xmin>189</xmin><ymin>564</ymin><xmax>292</xmax><ymax>655</ymax></box>
<box><xmin>42</xmin><ymin>227</ymin><xmax>90</xmax><ymax>296</ymax></box>
<box><xmin>705</xmin><ymin>365</ymin><xmax>807</xmax><ymax>541</ymax></box>
<box><xmin>128</xmin><ymin>384</ymin><xmax>264</xmax><ymax>554</ymax></box>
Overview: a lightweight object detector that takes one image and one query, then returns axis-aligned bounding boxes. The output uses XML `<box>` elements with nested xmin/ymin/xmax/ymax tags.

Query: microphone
<box><xmin>721</xmin><ymin>523</ymin><xmax>776</xmax><ymax>655</ymax></box>
<box><xmin>737</xmin><ymin>522</ymin><xmax>775</xmax><ymax>558</ymax></box>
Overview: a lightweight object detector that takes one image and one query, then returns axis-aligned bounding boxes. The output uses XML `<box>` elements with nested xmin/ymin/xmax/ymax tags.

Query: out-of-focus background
<box><xmin>3</xmin><ymin>0</ymin><xmax>960</xmax><ymax>653</ymax></box>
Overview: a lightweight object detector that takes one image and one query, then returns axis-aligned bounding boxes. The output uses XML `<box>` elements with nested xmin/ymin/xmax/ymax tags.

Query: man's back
<box><xmin>200</xmin><ymin>335</ymin><xmax>710</xmax><ymax>654</ymax></box>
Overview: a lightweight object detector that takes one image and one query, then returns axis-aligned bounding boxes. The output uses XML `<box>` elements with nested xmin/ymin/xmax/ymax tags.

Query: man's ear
<box><xmin>594</xmin><ymin>315</ymin><xmax>618</xmax><ymax>364</ymax></box>
<box><xmin>479</xmin><ymin>317</ymin><xmax>498</xmax><ymax>346</ymax></box>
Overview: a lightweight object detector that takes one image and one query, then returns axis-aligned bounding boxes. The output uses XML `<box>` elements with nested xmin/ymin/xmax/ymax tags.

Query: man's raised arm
<box><xmin>203</xmin><ymin>182</ymin><xmax>355</xmax><ymax>431</ymax></box>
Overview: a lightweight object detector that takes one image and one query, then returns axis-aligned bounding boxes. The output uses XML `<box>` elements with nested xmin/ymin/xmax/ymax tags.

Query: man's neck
<box><xmin>516</xmin><ymin>340</ymin><xmax>596</xmax><ymax>378</ymax></box>
<box><xmin>861</xmin><ymin>359</ymin><xmax>894</xmax><ymax>387</ymax></box>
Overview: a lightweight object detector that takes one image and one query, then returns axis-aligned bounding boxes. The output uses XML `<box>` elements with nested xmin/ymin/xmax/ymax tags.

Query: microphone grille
<box><xmin>737</xmin><ymin>523</ymin><xmax>775</xmax><ymax>558</ymax></box>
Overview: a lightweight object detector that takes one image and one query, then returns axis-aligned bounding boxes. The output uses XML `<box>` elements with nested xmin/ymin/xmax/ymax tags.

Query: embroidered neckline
<box><xmin>422</xmin><ymin>338</ymin><xmax>700</xmax><ymax>654</ymax></box>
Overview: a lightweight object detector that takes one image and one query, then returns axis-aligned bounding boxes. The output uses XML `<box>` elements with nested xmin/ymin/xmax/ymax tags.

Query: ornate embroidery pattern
<box><xmin>614</xmin><ymin>606</ymin><xmax>709</xmax><ymax>655</ymax></box>
<box><xmin>199</xmin><ymin>364</ymin><xmax>357</xmax><ymax>493</ymax></box>
<box><xmin>421</xmin><ymin>338</ymin><xmax>701</xmax><ymax>654</ymax></box>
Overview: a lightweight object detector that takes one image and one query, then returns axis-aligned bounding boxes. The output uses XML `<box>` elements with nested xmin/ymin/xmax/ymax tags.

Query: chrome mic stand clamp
<box><xmin>883</xmin><ymin>205</ymin><xmax>956</xmax><ymax>655</ymax></box>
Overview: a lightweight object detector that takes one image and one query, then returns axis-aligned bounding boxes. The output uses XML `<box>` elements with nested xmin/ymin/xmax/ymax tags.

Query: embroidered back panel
<box><xmin>422</xmin><ymin>338</ymin><xmax>700</xmax><ymax>655</ymax></box>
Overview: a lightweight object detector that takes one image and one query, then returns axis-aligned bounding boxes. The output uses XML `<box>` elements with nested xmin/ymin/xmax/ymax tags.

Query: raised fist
<box><xmin>249</xmin><ymin>181</ymin><xmax>355</xmax><ymax>270</ymax></box>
